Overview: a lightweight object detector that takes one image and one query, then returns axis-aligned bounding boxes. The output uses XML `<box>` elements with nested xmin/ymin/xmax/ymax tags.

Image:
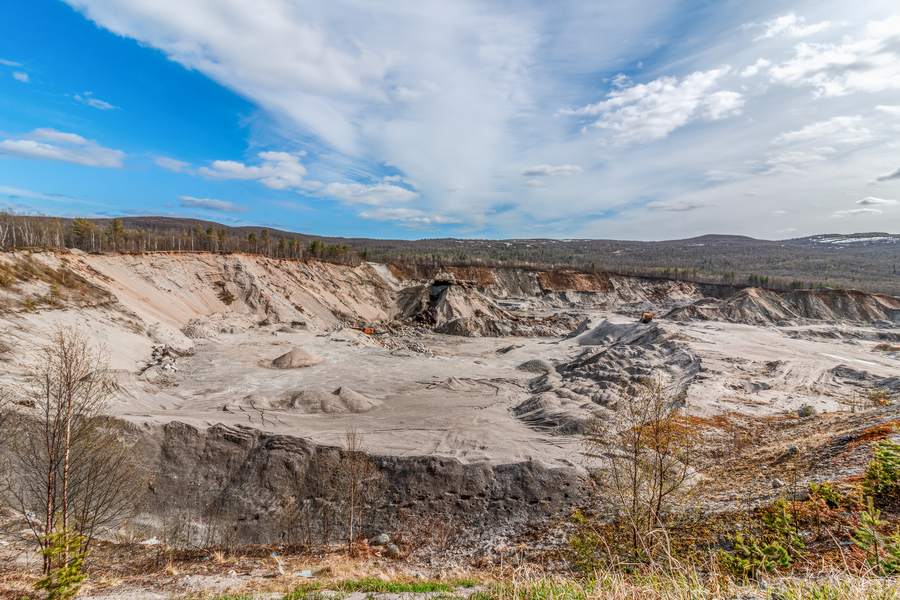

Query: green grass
<box><xmin>276</xmin><ymin>578</ymin><xmax>480</xmax><ymax>600</ymax></box>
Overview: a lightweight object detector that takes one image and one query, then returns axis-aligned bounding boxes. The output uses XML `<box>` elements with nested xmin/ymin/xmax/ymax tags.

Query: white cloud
<box><xmin>318</xmin><ymin>182</ymin><xmax>419</xmax><ymax>206</ymax></box>
<box><xmin>877</xmin><ymin>105</ymin><xmax>900</xmax><ymax>116</ymax></box>
<box><xmin>647</xmin><ymin>199</ymin><xmax>711</xmax><ymax>211</ymax></box>
<box><xmin>0</xmin><ymin>128</ymin><xmax>125</xmax><ymax>167</ymax></box>
<box><xmin>155</xmin><ymin>156</ymin><xmax>190</xmax><ymax>172</ymax></box>
<box><xmin>563</xmin><ymin>68</ymin><xmax>743</xmax><ymax>143</ymax></box>
<box><xmin>525</xmin><ymin>179</ymin><xmax>545</xmax><ymax>187</ymax></box>
<box><xmin>753</xmin><ymin>13</ymin><xmax>832</xmax><ymax>41</ymax></box>
<box><xmin>831</xmin><ymin>208</ymin><xmax>882</xmax><ymax>217</ymax></box>
<box><xmin>179</xmin><ymin>196</ymin><xmax>249</xmax><ymax>213</ymax></box>
<box><xmin>12</xmin><ymin>71</ymin><xmax>29</xmax><ymax>83</ymax></box>
<box><xmin>771</xmin><ymin>116</ymin><xmax>876</xmax><ymax>145</ymax></box>
<box><xmin>772</xmin><ymin>210</ymin><xmax>789</xmax><ymax>216</ymax></box>
<box><xmin>357</xmin><ymin>207</ymin><xmax>461</xmax><ymax>225</ymax></box>
<box><xmin>75</xmin><ymin>92</ymin><xmax>118</xmax><ymax>110</ymax></box>
<box><xmin>740</xmin><ymin>58</ymin><xmax>771</xmax><ymax>78</ymax></box>
<box><xmin>769</xmin><ymin>15</ymin><xmax>900</xmax><ymax>96</ymax></box>
<box><xmin>0</xmin><ymin>58</ymin><xmax>21</xmax><ymax>66</ymax></box>
<box><xmin>522</xmin><ymin>164</ymin><xmax>582</xmax><ymax>177</ymax></box>
<box><xmin>857</xmin><ymin>197</ymin><xmax>897</xmax><ymax>205</ymax></box>
<box><xmin>199</xmin><ymin>151</ymin><xmax>307</xmax><ymax>190</ymax></box>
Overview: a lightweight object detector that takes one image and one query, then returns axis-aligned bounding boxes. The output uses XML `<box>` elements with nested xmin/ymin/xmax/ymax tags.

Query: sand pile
<box><xmin>517</xmin><ymin>359</ymin><xmax>555</xmax><ymax>374</ymax></box>
<box><xmin>577</xmin><ymin>319</ymin><xmax>666</xmax><ymax>346</ymax></box>
<box><xmin>224</xmin><ymin>388</ymin><xmax>379</xmax><ymax>414</ymax></box>
<box><xmin>285</xmin><ymin>387</ymin><xmax>379</xmax><ymax>413</ymax></box>
<box><xmin>515</xmin><ymin>321</ymin><xmax>698</xmax><ymax>435</ymax></box>
<box><xmin>272</xmin><ymin>347</ymin><xmax>324</xmax><ymax>368</ymax></box>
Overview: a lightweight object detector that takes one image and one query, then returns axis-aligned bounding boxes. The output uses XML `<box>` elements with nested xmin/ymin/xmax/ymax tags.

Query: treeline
<box><xmin>0</xmin><ymin>212</ymin><xmax>359</xmax><ymax>265</ymax></box>
<box><xmin>2</xmin><ymin>212</ymin><xmax>897</xmax><ymax>295</ymax></box>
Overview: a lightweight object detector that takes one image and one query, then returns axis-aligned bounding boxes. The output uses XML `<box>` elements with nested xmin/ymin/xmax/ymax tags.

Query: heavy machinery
<box><xmin>639</xmin><ymin>312</ymin><xmax>654</xmax><ymax>324</ymax></box>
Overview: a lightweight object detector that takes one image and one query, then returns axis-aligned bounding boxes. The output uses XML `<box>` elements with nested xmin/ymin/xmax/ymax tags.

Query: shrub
<box><xmin>218</xmin><ymin>290</ymin><xmax>235</xmax><ymax>305</ymax></box>
<box><xmin>865</xmin><ymin>428</ymin><xmax>900</xmax><ymax>498</ymax></box>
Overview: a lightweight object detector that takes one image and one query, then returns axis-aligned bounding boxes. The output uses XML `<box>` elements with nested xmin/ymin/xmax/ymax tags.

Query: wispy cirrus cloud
<box><xmin>12</xmin><ymin>71</ymin><xmax>30</xmax><ymax>83</ymax></box>
<box><xmin>74</xmin><ymin>92</ymin><xmax>118</xmax><ymax>110</ymax></box>
<box><xmin>0</xmin><ymin>128</ymin><xmax>125</xmax><ymax>167</ymax></box>
<box><xmin>155</xmin><ymin>157</ymin><xmax>190</xmax><ymax>172</ymax></box>
<box><xmin>875</xmin><ymin>168</ymin><xmax>900</xmax><ymax>182</ymax></box>
<box><xmin>750</xmin><ymin>13</ymin><xmax>833</xmax><ymax>41</ymax></box>
<box><xmin>831</xmin><ymin>208</ymin><xmax>882</xmax><ymax>217</ymax></box>
<box><xmin>522</xmin><ymin>164</ymin><xmax>582</xmax><ymax>177</ymax></box>
<box><xmin>357</xmin><ymin>206</ymin><xmax>460</xmax><ymax>226</ymax></box>
<box><xmin>857</xmin><ymin>197</ymin><xmax>897</xmax><ymax>205</ymax></box>
<box><xmin>178</xmin><ymin>195</ymin><xmax>249</xmax><ymax>213</ymax></box>
<box><xmin>318</xmin><ymin>182</ymin><xmax>419</xmax><ymax>206</ymax></box>
<box><xmin>771</xmin><ymin>116</ymin><xmax>876</xmax><ymax>146</ymax></box>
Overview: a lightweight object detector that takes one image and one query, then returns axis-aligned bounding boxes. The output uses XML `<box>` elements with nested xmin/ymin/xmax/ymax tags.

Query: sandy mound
<box><xmin>517</xmin><ymin>359</ymin><xmax>555</xmax><ymax>374</ymax></box>
<box><xmin>285</xmin><ymin>387</ymin><xmax>379</xmax><ymax>413</ymax></box>
<box><xmin>577</xmin><ymin>319</ymin><xmax>665</xmax><ymax>346</ymax></box>
<box><xmin>224</xmin><ymin>388</ymin><xmax>379</xmax><ymax>414</ymax></box>
<box><xmin>272</xmin><ymin>347</ymin><xmax>324</xmax><ymax>368</ymax></box>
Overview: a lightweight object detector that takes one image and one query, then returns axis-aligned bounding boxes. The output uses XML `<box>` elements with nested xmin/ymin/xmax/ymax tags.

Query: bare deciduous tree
<box><xmin>583</xmin><ymin>371</ymin><xmax>702</xmax><ymax>562</ymax></box>
<box><xmin>8</xmin><ymin>325</ymin><xmax>145</xmax><ymax>571</ymax></box>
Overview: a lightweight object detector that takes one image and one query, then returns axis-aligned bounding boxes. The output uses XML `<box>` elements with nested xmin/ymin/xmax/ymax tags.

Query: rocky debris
<box><xmin>385</xmin><ymin>543</ymin><xmax>401</xmax><ymax>557</ymax></box>
<box><xmin>872</xmin><ymin>319</ymin><xmax>895</xmax><ymax>329</ymax></box>
<box><xmin>513</xmin><ymin>320</ymin><xmax>699</xmax><ymax>435</ymax></box>
<box><xmin>772</xmin><ymin>478</ymin><xmax>785</xmax><ymax>489</ymax></box>
<box><xmin>577</xmin><ymin>319</ymin><xmax>668</xmax><ymax>347</ymax></box>
<box><xmin>147</xmin><ymin>322</ymin><xmax>194</xmax><ymax>356</ymax></box>
<box><xmin>142</xmin><ymin>344</ymin><xmax>179</xmax><ymax>374</ymax></box>
<box><xmin>181</xmin><ymin>318</ymin><xmax>219</xmax><ymax>339</ymax></box>
<box><xmin>370</xmin><ymin>533</ymin><xmax>390</xmax><ymax>546</ymax></box>
<box><xmin>271</xmin><ymin>347</ymin><xmax>324</xmax><ymax>368</ymax></box>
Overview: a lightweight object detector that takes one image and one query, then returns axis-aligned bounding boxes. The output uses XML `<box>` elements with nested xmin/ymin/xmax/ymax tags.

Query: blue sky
<box><xmin>1</xmin><ymin>0</ymin><xmax>899</xmax><ymax>240</ymax></box>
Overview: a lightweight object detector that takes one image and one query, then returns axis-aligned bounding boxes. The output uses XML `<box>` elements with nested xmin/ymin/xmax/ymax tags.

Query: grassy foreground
<box><xmin>204</xmin><ymin>568</ymin><xmax>900</xmax><ymax>600</ymax></box>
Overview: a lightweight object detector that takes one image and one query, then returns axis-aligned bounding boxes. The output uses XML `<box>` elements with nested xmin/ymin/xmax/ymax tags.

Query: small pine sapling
<box><xmin>852</xmin><ymin>496</ymin><xmax>900</xmax><ymax>574</ymax></box>
<box><xmin>34</xmin><ymin>521</ymin><xmax>89</xmax><ymax>600</ymax></box>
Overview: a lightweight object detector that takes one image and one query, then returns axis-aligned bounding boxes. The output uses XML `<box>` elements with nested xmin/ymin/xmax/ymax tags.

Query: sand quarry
<box><xmin>1</xmin><ymin>249</ymin><xmax>900</xmax><ymax>542</ymax></box>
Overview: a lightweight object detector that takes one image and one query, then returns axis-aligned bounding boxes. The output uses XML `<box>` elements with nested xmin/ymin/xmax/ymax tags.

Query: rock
<box><xmin>872</xmin><ymin>320</ymin><xmax>894</xmax><ymax>329</ymax></box>
<box><xmin>787</xmin><ymin>445</ymin><xmax>800</xmax><ymax>456</ymax></box>
<box><xmin>371</xmin><ymin>533</ymin><xmax>390</xmax><ymax>546</ymax></box>
<box><xmin>272</xmin><ymin>347</ymin><xmax>324</xmax><ymax>369</ymax></box>
<box><xmin>798</xmin><ymin>405</ymin><xmax>817</xmax><ymax>417</ymax></box>
<box><xmin>385</xmin><ymin>543</ymin><xmax>401</xmax><ymax>557</ymax></box>
<box><xmin>743</xmin><ymin>381</ymin><xmax>771</xmax><ymax>393</ymax></box>
<box><xmin>772</xmin><ymin>478</ymin><xmax>784</xmax><ymax>489</ymax></box>
<box><xmin>147</xmin><ymin>323</ymin><xmax>194</xmax><ymax>356</ymax></box>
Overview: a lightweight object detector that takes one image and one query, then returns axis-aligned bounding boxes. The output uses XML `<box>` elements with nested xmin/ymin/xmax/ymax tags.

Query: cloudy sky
<box><xmin>1</xmin><ymin>0</ymin><xmax>899</xmax><ymax>240</ymax></box>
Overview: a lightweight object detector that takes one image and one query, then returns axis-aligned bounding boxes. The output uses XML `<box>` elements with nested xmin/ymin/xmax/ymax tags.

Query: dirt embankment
<box><xmin>667</xmin><ymin>287</ymin><xmax>900</xmax><ymax>325</ymax></box>
<box><xmin>132</xmin><ymin>421</ymin><xmax>581</xmax><ymax>546</ymax></box>
<box><xmin>535</xmin><ymin>270</ymin><xmax>613</xmax><ymax>292</ymax></box>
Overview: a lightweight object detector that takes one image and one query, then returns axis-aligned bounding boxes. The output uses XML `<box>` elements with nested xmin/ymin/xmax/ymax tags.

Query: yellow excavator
<box><xmin>639</xmin><ymin>312</ymin><xmax>654</xmax><ymax>324</ymax></box>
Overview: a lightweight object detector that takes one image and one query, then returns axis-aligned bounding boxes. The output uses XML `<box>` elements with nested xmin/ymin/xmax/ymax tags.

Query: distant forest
<box><xmin>1</xmin><ymin>212</ymin><xmax>899</xmax><ymax>295</ymax></box>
